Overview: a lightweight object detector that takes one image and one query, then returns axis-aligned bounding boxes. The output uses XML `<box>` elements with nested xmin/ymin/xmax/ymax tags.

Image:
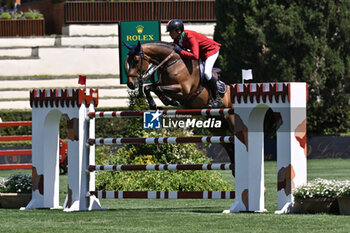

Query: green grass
<box><xmin>1</xmin><ymin>159</ymin><xmax>350</xmax><ymax>233</ymax></box>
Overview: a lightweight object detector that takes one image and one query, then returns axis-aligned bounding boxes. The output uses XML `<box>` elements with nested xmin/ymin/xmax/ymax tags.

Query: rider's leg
<box><xmin>204</xmin><ymin>51</ymin><xmax>223</xmax><ymax>108</ymax></box>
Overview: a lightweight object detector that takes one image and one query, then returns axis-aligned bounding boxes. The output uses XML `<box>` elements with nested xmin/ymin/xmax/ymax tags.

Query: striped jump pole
<box><xmin>89</xmin><ymin>191</ymin><xmax>235</xmax><ymax>199</ymax></box>
<box><xmin>88</xmin><ymin>108</ymin><xmax>234</xmax><ymax>119</ymax></box>
<box><xmin>88</xmin><ymin>136</ymin><xmax>234</xmax><ymax>146</ymax></box>
<box><xmin>0</xmin><ymin>149</ymin><xmax>32</xmax><ymax>156</ymax></box>
<box><xmin>0</xmin><ymin>164</ymin><xmax>32</xmax><ymax>169</ymax></box>
<box><xmin>0</xmin><ymin>121</ymin><xmax>32</xmax><ymax>127</ymax></box>
<box><xmin>0</xmin><ymin>135</ymin><xmax>32</xmax><ymax>141</ymax></box>
<box><xmin>88</xmin><ymin>163</ymin><xmax>234</xmax><ymax>172</ymax></box>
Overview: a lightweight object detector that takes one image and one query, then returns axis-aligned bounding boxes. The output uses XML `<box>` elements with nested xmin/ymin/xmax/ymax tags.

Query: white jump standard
<box><xmin>27</xmin><ymin>89</ymin><xmax>101</xmax><ymax>211</ymax></box>
<box><xmin>227</xmin><ymin>83</ymin><xmax>307</xmax><ymax>214</ymax></box>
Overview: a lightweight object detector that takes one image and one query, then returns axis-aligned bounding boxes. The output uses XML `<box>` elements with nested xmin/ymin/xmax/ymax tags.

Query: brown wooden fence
<box><xmin>64</xmin><ymin>0</ymin><xmax>216</xmax><ymax>23</ymax></box>
<box><xmin>0</xmin><ymin>19</ymin><xmax>45</xmax><ymax>37</ymax></box>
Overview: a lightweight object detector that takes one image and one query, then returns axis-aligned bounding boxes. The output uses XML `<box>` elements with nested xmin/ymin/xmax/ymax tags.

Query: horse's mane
<box><xmin>143</xmin><ymin>41</ymin><xmax>175</xmax><ymax>49</ymax></box>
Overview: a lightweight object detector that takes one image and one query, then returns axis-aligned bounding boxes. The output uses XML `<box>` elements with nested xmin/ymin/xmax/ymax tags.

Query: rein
<box><xmin>140</xmin><ymin>50</ymin><xmax>176</xmax><ymax>82</ymax></box>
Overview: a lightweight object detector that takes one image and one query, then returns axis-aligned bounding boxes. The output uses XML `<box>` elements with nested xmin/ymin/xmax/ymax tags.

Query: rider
<box><xmin>166</xmin><ymin>19</ymin><xmax>223</xmax><ymax>108</ymax></box>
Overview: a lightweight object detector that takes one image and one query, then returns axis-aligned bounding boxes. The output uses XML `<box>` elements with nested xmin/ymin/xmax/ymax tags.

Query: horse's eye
<box><xmin>124</xmin><ymin>56</ymin><xmax>130</xmax><ymax>73</ymax></box>
<box><xmin>124</xmin><ymin>60</ymin><xmax>129</xmax><ymax>73</ymax></box>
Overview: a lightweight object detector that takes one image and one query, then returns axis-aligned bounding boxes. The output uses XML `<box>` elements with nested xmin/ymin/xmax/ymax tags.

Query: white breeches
<box><xmin>204</xmin><ymin>51</ymin><xmax>219</xmax><ymax>81</ymax></box>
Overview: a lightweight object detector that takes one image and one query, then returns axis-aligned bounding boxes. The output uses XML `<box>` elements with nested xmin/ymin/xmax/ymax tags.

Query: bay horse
<box><xmin>123</xmin><ymin>41</ymin><xmax>239</xmax><ymax>172</ymax></box>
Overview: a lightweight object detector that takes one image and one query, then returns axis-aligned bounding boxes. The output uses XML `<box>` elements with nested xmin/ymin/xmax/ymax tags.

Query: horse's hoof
<box><xmin>170</xmin><ymin>100</ymin><xmax>180</xmax><ymax>106</ymax></box>
<box><xmin>148</xmin><ymin>103</ymin><xmax>157</xmax><ymax>110</ymax></box>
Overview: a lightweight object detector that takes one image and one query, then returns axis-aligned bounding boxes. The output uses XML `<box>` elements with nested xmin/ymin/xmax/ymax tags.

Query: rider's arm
<box><xmin>179</xmin><ymin>36</ymin><xmax>199</xmax><ymax>60</ymax></box>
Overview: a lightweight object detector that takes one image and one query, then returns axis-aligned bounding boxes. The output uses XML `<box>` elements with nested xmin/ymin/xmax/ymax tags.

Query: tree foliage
<box><xmin>215</xmin><ymin>0</ymin><xmax>350</xmax><ymax>135</ymax></box>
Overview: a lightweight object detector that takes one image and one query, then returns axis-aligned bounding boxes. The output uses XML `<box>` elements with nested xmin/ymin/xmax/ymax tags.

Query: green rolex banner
<box><xmin>119</xmin><ymin>21</ymin><xmax>161</xmax><ymax>84</ymax></box>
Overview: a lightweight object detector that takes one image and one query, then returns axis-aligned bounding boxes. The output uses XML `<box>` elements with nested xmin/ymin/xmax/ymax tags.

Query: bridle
<box><xmin>126</xmin><ymin>47</ymin><xmax>176</xmax><ymax>83</ymax></box>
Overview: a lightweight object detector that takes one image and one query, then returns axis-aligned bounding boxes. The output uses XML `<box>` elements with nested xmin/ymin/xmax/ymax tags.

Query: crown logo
<box><xmin>136</xmin><ymin>25</ymin><xmax>144</xmax><ymax>34</ymax></box>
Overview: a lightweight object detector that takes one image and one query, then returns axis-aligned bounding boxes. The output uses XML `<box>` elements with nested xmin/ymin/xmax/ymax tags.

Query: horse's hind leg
<box><xmin>144</xmin><ymin>84</ymin><xmax>157</xmax><ymax>110</ymax></box>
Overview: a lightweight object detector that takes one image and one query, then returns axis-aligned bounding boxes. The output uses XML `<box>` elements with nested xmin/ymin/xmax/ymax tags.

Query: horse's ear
<box><xmin>135</xmin><ymin>41</ymin><xmax>141</xmax><ymax>53</ymax></box>
<box><xmin>123</xmin><ymin>41</ymin><xmax>133</xmax><ymax>50</ymax></box>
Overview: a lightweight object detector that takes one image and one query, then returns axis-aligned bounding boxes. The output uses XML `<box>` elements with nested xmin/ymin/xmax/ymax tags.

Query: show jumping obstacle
<box><xmin>26</xmin><ymin>82</ymin><xmax>307</xmax><ymax>214</ymax></box>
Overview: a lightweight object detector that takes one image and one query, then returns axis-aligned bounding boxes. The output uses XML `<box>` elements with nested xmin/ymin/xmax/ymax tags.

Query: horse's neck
<box><xmin>144</xmin><ymin>45</ymin><xmax>176</xmax><ymax>64</ymax></box>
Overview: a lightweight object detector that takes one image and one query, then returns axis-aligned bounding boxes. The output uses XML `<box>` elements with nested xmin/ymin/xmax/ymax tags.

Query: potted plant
<box><xmin>24</xmin><ymin>10</ymin><xmax>44</xmax><ymax>20</ymax></box>
<box><xmin>337</xmin><ymin>180</ymin><xmax>350</xmax><ymax>215</ymax></box>
<box><xmin>293</xmin><ymin>178</ymin><xmax>340</xmax><ymax>214</ymax></box>
<box><xmin>0</xmin><ymin>12</ymin><xmax>11</xmax><ymax>19</ymax></box>
<box><xmin>0</xmin><ymin>173</ymin><xmax>32</xmax><ymax>209</ymax></box>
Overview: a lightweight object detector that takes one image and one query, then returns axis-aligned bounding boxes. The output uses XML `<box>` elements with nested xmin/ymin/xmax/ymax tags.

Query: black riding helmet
<box><xmin>166</xmin><ymin>19</ymin><xmax>184</xmax><ymax>32</ymax></box>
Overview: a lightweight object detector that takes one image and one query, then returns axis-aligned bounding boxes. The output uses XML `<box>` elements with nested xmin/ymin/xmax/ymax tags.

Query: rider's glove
<box><xmin>174</xmin><ymin>44</ymin><xmax>183</xmax><ymax>54</ymax></box>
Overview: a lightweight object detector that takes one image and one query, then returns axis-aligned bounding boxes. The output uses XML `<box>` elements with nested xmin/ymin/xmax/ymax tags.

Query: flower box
<box><xmin>0</xmin><ymin>193</ymin><xmax>32</xmax><ymax>209</ymax></box>
<box><xmin>293</xmin><ymin>178</ymin><xmax>350</xmax><ymax>214</ymax></box>
<box><xmin>0</xmin><ymin>19</ymin><xmax>45</xmax><ymax>37</ymax></box>
<box><xmin>337</xmin><ymin>197</ymin><xmax>350</xmax><ymax>215</ymax></box>
<box><xmin>0</xmin><ymin>173</ymin><xmax>32</xmax><ymax>209</ymax></box>
<box><xmin>294</xmin><ymin>197</ymin><xmax>338</xmax><ymax>214</ymax></box>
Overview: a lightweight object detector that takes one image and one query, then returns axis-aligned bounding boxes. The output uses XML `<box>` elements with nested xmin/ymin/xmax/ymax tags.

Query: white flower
<box><xmin>294</xmin><ymin>178</ymin><xmax>350</xmax><ymax>199</ymax></box>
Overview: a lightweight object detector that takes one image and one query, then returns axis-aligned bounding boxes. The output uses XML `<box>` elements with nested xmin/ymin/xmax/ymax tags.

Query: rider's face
<box><xmin>169</xmin><ymin>29</ymin><xmax>181</xmax><ymax>40</ymax></box>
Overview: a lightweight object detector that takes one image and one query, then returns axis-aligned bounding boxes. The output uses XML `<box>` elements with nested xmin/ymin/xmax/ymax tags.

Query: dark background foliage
<box><xmin>214</xmin><ymin>0</ymin><xmax>350</xmax><ymax>135</ymax></box>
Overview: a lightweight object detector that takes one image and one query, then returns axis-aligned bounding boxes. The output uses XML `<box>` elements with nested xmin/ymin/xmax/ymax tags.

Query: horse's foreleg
<box><xmin>154</xmin><ymin>86</ymin><xmax>180</xmax><ymax>107</ymax></box>
<box><xmin>144</xmin><ymin>84</ymin><xmax>157</xmax><ymax>110</ymax></box>
<box><xmin>144</xmin><ymin>84</ymin><xmax>181</xmax><ymax>109</ymax></box>
<box><xmin>157</xmin><ymin>84</ymin><xmax>184</xmax><ymax>102</ymax></box>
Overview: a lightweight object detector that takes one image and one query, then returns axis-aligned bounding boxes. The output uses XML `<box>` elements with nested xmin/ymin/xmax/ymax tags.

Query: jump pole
<box><xmin>88</xmin><ymin>108</ymin><xmax>234</xmax><ymax>118</ymax></box>
<box><xmin>88</xmin><ymin>163</ymin><xmax>234</xmax><ymax>172</ymax></box>
<box><xmin>89</xmin><ymin>191</ymin><xmax>235</xmax><ymax>199</ymax></box>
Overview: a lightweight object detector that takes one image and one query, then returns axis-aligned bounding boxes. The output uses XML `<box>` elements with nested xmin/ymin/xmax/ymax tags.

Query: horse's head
<box><xmin>123</xmin><ymin>41</ymin><xmax>150</xmax><ymax>90</ymax></box>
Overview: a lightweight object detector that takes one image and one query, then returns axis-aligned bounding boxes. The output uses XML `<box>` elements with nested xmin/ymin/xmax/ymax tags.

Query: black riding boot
<box><xmin>207</xmin><ymin>77</ymin><xmax>223</xmax><ymax>108</ymax></box>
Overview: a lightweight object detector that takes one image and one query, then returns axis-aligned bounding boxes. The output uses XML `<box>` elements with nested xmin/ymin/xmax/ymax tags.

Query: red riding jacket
<box><xmin>174</xmin><ymin>30</ymin><xmax>221</xmax><ymax>61</ymax></box>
